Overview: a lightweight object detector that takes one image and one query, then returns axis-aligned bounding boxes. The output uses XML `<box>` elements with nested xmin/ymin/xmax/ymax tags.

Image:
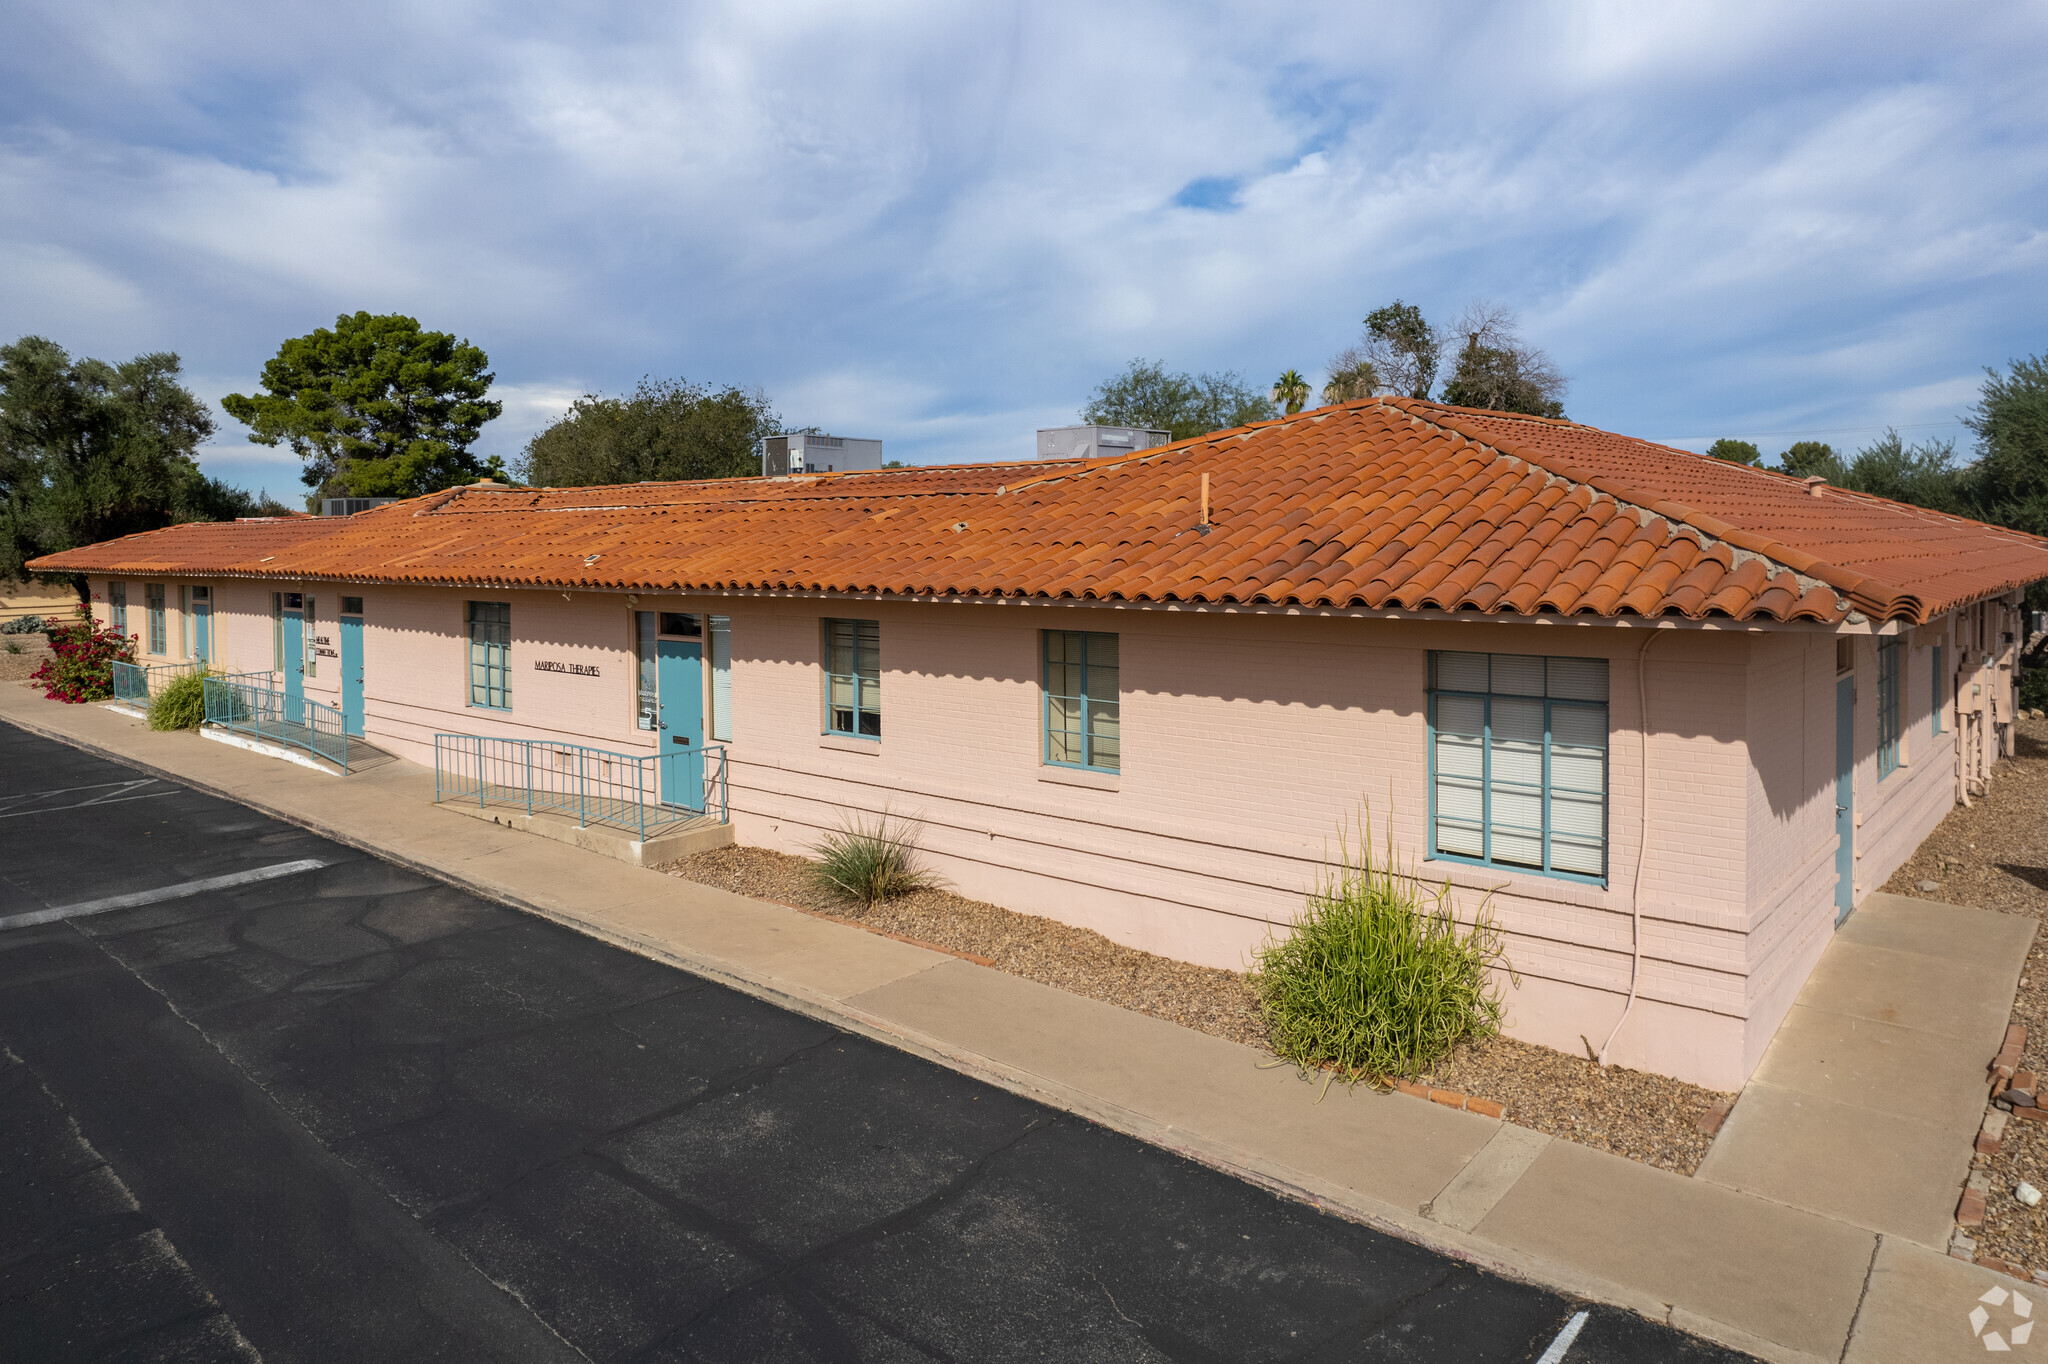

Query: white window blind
<box><xmin>710</xmin><ymin>615</ymin><xmax>732</xmax><ymax>742</ymax></box>
<box><xmin>1430</xmin><ymin>651</ymin><xmax>1610</xmax><ymax>880</ymax></box>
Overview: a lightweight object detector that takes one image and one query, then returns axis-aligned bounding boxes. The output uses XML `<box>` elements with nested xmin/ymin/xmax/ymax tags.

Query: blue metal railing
<box><xmin>432</xmin><ymin>734</ymin><xmax>729</xmax><ymax>840</ymax></box>
<box><xmin>203</xmin><ymin>676</ymin><xmax>352</xmax><ymax>773</ymax></box>
<box><xmin>111</xmin><ymin>659</ymin><xmax>200</xmax><ymax>705</ymax></box>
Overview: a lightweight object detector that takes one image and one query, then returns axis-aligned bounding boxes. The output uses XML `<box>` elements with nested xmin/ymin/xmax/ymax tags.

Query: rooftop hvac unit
<box><xmin>1035</xmin><ymin>425</ymin><xmax>1171</xmax><ymax>461</ymax></box>
<box><xmin>762</xmin><ymin>433</ymin><xmax>884</xmax><ymax>476</ymax></box>
<box><xmin>320</xmin><ymin>497</ymin><xmax>403</xmax><ymax>516</ymax></box>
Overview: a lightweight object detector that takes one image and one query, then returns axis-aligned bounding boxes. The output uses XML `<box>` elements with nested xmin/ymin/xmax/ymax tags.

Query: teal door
<box><xmin>1835</xmin><ymin>675</ymin><xmax>1855</xmax><ymax>924</ymax></box>
<box><xmin>340</xmin><ymin>614</ymin><xmax>364</xmax><ymax>737</ymax></box>
<box><xmin>656</xmin><ymin>637</ymin><xmax>704</xmax><ymax>809</ymax></box>
<box><xmin>282</xmin><ymin>607</ymin><xmax>304</xmax><ymax>725</ymax></box>
<box><xmin>192</xmin><ymin>596</ymin><xmax>210</xmax><ymax>664</ymax></box>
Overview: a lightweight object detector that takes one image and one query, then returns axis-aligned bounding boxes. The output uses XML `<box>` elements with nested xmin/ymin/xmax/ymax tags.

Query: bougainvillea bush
<box><xmin>30</xmin><ymin>603</ymin><xmax>136</xmax><ymax>703</ymax></box>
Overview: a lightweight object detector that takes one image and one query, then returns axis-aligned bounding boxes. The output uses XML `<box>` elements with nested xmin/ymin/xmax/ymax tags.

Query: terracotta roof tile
<box><xmin>29</xmin><ymin>402</ymin><xmax>2048</xmax><ymax>624</ymax></box>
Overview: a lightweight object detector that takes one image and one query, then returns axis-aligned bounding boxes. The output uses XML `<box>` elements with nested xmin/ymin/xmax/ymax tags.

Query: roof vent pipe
<box><xmin>1803</xmin><ymin>476</ymin><xmax>1828</xmax><ymax>497</ymax></box>
<box><xmin>1200</xmin><ymin>473</ymin><xmax>1210</xmax><ymax>529</ymax></box>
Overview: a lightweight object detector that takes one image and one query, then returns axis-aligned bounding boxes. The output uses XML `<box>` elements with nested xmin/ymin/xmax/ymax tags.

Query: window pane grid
<box><xmin>1044</xmin><ymin>631</ymin><xmax>1120</xmax><ymax>771</ymax></box>
<box><xmin>145</xmin><ymin>583</ymin><xmax>166</xmax><ymax>654</ymax></box>
<box><xmin>1878</xmin><ymin>637</ymin><xmax>1901</xmax><ymax>778</ymax></box>
<box><xmin>1429</xmin><ymin>653</ymin><xmax>1608</xmax><ymax>881</ymax></box>
<box><xmin>1931</xmin><ymin>644</ymin><xmax>1945</xmax><ymax>736</ymax></box>
<box><xmin>467</xmin><ymin>601</ymin><xmax>511</xmax><ymax>709</ymax></box>
<box><xmin>824</xmin><ymin>619</ymin><xmax>880</xmax><ymax>737</ymax></box>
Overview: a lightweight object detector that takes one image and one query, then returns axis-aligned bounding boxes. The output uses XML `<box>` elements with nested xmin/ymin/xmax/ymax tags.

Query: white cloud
<box><xmin>1</xmin><ymin>0</ymin><xmax>2042</xmax><ymax>477</ymax></box>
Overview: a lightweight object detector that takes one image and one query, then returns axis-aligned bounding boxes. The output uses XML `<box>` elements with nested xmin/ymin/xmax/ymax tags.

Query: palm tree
<box><xmin>1270</xmin><ymin>369</ymin><xmax>1310</xmax><ymax>416</ymax></box>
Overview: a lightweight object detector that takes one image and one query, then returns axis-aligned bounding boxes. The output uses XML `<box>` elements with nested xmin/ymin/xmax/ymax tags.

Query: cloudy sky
<box><xmin>3</xmin><ymin>1</ymin><xmax>2043</xmax><ymax>496</ymax></box>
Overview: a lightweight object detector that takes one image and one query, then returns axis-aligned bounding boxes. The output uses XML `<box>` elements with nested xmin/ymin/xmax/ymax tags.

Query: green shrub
<box><xmin>810</xmin><ymin>811</ymin><xmax>941</xmax><ymax>906</ymax></box>
<box><xmin>148</xmin><ymin>670</ymin><xmax>210</xmax><ymax>731</ymax></box>
<box><xmin>2020</xmin><ymin>661</ymin><xmax>2048</xmax><ymax>714</ymax></box>
<box><xmin>30</xmin><ymin>603</ymin><xmax>135</xmax><ymax>703</ymax></box>
<box><xmin>1252</xmin><ymin>828</ymin><xmax>1511</xmax><ymax>1084</ymax></box>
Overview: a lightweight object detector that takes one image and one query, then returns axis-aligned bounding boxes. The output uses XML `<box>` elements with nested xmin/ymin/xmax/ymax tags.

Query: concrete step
<box><xmin>435</xmin><ymin>796</ymin><xmax>733</xmax><ymax>867</ymax></box>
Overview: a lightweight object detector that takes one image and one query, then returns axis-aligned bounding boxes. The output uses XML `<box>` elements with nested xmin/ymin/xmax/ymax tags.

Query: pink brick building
<box><xmin>32</xmin><ymin>399</ymin><xmax>2048</xmax><ymax>1089</ymax></box>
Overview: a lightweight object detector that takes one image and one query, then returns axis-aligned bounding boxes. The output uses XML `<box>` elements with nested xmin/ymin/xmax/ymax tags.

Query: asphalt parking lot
<box><xmin>0</xmin><ymin>721</ymin><xmax>1752</xmax><ymax>1362</ymax></box>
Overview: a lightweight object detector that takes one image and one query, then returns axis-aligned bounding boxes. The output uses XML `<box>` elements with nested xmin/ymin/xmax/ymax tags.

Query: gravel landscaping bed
<box><xmin>1885</xmin><ymin>716</ymin><xmax>2048</xmax><ymax>1271</ymax></box>
<box><xmin>658</xmin><ymin>842</ymin><xmax>1732</xmax><ymax>1174</ymax></box>
<box><xmin>1415</xmin><ymin>1035</ymin><xmax>1730</xmax><ymax>1176</ymax></box>
<box><xmin>0</xmin><ymin>639</ymin><xmax>53</xmax><ymax>681</ymax></box>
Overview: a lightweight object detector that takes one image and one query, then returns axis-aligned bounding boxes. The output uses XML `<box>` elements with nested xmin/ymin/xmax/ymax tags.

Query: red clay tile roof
<box><xmin>30</xmin><ymin>401</ymin><xmax>2048</xmax><ymax>624</ymax></box>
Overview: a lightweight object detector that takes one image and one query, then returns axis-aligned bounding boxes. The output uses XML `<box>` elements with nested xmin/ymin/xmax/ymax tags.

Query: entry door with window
<box><xmin>639</xmin><ymin>612</ymin><xmax>705</xmax><ymax>809</ymax></box>
<box><xmin>280</xmin><ymin>592</ymin><xmax>305</xmax><ymax>724</ymax></box>
<box><xmin>190</xmin><ymin>587</ymin><xmax>211</xmax><ymax>663</ymax></box>
<box><xmin>339</xmin><ymin>597</ymin><xmax>365</xmax><ymax>737</ymax></box>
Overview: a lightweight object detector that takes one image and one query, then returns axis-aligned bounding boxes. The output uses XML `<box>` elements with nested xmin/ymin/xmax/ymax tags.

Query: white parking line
<box><xmin>0</xmin><ymin>859</ymin><xmax>329</xmax><ymax>931</ymax></box>
<box><xmin>0</xmin><ymin>779</ymin><xmax>174</xmax><ymax>819</ymax></box>
<box><xmin>1536</xmin><ymin>1309</ymin><xmax>1589</xmax><ymax>1364</ymax></box>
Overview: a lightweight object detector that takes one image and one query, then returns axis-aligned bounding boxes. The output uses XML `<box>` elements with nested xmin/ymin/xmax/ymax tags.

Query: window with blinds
<box><xmin>467</xmin><ymin>601</ymin><xmax>512</xmax><ymax>709</ymax></box>
<box><xmin>1043</xmin><ymin>630</ymin><xmax>1119</xmax><ymax>771</ymax></box>
<box><xmin>1932</xmin><ymin>644</ymin><xmax>1945</xmax><ymax>736</ymax></box>
<box><xmin>145</xmin><ymin>583</ymin><xmax>167</xmax><ymax>655</ymax></box>
<box><xmin>710</xmin><ymin>615</ymin><xmax>732</xmax><ymax>742</ymax></box>
<box><xmin>824</xmin><ymin>619</ymin><xmax>879</xmax><ymax>737</ymax></box>
<box><xmin>1877</xmin><ymin>636</ymin><xmax>1901</xmax><ymax>778</ymax></box>
<box><xmin>1429</xmin><ymin>651</ymin><xmax>1609</xmax><ymax>881</ymax></box>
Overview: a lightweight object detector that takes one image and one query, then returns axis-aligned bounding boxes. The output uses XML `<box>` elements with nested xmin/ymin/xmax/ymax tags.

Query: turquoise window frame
<box><xmin>823</xmin><ymin>618</ymin><xmax>881</xmax><ymax>738</ymax></box>
<box><xmin>466</xmin><ymin>601</ymin><xmax>512</xmax><ymax>710</ymax></box>
<box><xmin>1932</xmin><ymin>644</ymin><xmax>1945</xmax><ymax>736</ymax></box>
<box><xmin>1426</xmin><ymin>651</ymin><xmax>1609</xmax><ymax>885</ymax></box>
<box><xmin>145</xmin><ymin>583</ymin><xmax>167</xmax><ymax>655</ymax></box>
<box><xmin>1042</xmin><ymin>630</ymin><xmax>1120</xmax><ymax>772</ymax></box>
<box><xmin>1877</xmin><ymin>636</ymin><xmax>1901</xmax><ymax>779</ymax></box>
<box><xmin>109</xmin><ymin>581</ymin><xmax>127</xmax><ymax>637</ymax></box>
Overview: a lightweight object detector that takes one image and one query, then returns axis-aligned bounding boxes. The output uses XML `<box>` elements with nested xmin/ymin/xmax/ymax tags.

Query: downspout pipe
<box><xmin>1599</xmin><ymin>627</ymin><xmax>1663</xmax><ymax>1068</ymax></box>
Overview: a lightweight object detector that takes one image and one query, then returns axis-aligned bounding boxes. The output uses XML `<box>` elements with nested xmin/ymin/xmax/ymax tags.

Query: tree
<box><xmin>1320</xmin><ymin>350</ymin><xmax>1378</xmax><ymax>403</ymax></box>
<box><xmin>1438</xmin><ymin>303</ymin><xmax>1567</xmax><ymax>417</ymax></box>
<box><xmin>1707</xmin><ymin>438</ymin><xmax>1764</xmax><ymax>465</ymax></box>
<box><xmin>1081</xmin><ymin>359</ymin><xmax>1276</xmax><ymax>441</ymax></box>
<box><xmin>1963</xmin><ymin>353</ymin><xmax>2048</xmax><ymax>538</ymax></box>
<box><xmin>1362</xmin><ymin>301</ymin><xmax>1440</xmax><ymax>400</ymax></box>
<box><xmin>1270</xmin><ymin>370</ymin><xmax>1311</xmax><ymax>416</ymax></box>
<box><xmin>516</xmin><ymin>378</ymin><xmax>780</xmax><ymax>487</ymax></box>
<box><xmin>223</xmin><ymin>312</ymin><xmax>504</xmax><ymax>498</ymax></box>
<box><xmin>1833</xmin><ymin>430</ymin><xmax>1965</xmax><ymax>512</ymax></box>
<box><xmin>0</xmin><ymin>336</ymin><xmax>236</xmax><ymax>585</ymax></box>
<box><xmin>1776</xmin><ymin>441</ymin><xmax>1841</xmax><ymax>480</ymax></box>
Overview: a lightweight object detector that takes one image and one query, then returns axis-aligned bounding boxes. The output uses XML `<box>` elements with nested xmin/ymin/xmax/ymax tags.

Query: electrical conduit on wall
<box><xmin>1599</xmin><ymin>626</ymin><xmax>1664</xmax><ymax>1068</ymax></box>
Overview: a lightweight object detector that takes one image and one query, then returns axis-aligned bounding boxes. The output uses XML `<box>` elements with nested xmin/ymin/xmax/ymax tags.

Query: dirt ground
<box><xmin>0</xmin><ymin>638</ymin><xmax>53</xmax><ymax>682</ymax></box>
<box><xmin>1884</xmin><ymin>716</ymin><xmax>2048</xmax><ymax>1270</ymax></box>
<box><xmin>658</xmin><ymin>841</ymin><xmax>1732</xmax><ymax>1175</ymax></box>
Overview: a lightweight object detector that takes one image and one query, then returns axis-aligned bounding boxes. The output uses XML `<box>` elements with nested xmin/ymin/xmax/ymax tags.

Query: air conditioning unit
<box><xmin>1035</xmin><ymin>425</ymin><xmax>1171</xmax><ymax>461</ymax></box>
<box><xmin>320</xmin><ymin>498</ymin><xmax>402</xmax><ymax>517</ymax></box>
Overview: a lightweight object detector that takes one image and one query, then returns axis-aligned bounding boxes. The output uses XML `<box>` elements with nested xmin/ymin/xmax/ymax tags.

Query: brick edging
<box><xmin>1956</xmin><ymin>1023</ymin><xmax>2048</xmax><ymax>1285</ymax></box>
<box><xmin>1393</xmin><ymin>1079</ymin><xmax>1505</xmax><ymax>1120</ymax></box>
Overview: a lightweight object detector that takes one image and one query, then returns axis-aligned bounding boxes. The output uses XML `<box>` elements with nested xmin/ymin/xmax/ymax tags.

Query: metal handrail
<box><xmin>432</xmin><ymin>733</ymin><xmax>729</xmax><ymax>840</ymax></box>
<box><xmin>111</xmin><ymin>659</ymin><xmax>200</xmax><ymax>704</ymax></box>
<box><xmin>202</xmin><ymin>676</ymin><xmax>351</xmax><ymax>773</ymax></box>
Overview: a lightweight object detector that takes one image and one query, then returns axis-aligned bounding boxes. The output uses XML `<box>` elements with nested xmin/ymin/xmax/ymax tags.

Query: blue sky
<box><xmin>3</xmin><ymin>1</ymin><xmax>2043</xmax><ymax>498</ymax></box>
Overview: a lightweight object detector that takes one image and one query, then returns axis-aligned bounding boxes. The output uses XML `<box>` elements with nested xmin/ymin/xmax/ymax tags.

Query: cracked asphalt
<box><xmin>0</xmin><ymin>721</ymin><xmax>1755</xmax><ymax>1362</ymax></box>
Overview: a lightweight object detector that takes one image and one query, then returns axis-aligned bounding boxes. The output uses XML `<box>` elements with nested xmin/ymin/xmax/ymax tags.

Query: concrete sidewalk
<box><xmin>1</xmin><ymin>682</ymin><xmax>2034</xmax><ymax>1364</ymax></box>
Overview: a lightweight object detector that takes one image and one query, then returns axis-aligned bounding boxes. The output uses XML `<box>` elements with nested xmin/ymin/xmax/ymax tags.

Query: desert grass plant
<box><xmin>1253</xmin><ymin>823</ymin><xmax>1513</xmax><ymax>1087</ymax></box>
<box><xmin>148</xmin><ymin>668</ymin><xmax>212</xmax><ymax>731</ymax></box>
<box><xmin>809</xmin><ymin>810</ymin><xmax>942</xmax><ymax>907</ymax></box>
